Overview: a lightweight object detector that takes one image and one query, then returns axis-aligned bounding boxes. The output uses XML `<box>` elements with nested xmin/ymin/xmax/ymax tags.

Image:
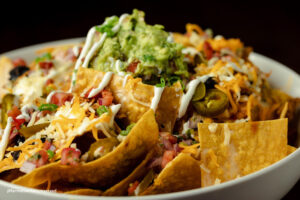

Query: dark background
<box><xmin>0</xmin><ymin>0</ymin><xmax>299</xmax><ymax>199</ymax></box>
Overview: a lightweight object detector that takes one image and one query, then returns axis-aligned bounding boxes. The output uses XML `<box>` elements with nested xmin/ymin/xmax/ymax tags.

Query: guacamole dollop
<box><xmin>91</xmin><ymin>9</ymin><xmax>188</xmax><ymax>82</ymax></box>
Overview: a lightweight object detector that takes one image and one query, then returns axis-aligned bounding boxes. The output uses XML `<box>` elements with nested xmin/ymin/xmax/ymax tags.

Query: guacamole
<box><xmin>91</xmin><ymin>9</ymin><xmax>188</xmax><ymax>82</ymax></box>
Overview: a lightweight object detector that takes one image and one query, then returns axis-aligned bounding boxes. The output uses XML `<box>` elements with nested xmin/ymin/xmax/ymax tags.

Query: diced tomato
<box><xmin>7</xmin><ymin>106</ymin><xmax>21</xmax><ymax>119</ymax></box>
<box><xmin>43</xmin><ymin>140</ymin><xmax>52</xmax><ymax>150</ymax></box>
<box><xmin>98</xmin><ymin>90</ymin><xmax>113</xmax><ymax>106</ymax></box>
<box><xmin>203</xmin><ymin>41</ymin><xmax>213</xmax><ymax>60</ymax></box>
<box><xmin>127</xmin><ymin>61</ymin><xmax>139</xmax><ymax>73</ymax></box>
<box><xmin>161</xmin><ymin>150</ymin><xmax>176</xmax><ymax>169</ymax></box>
<box><xmin>61</xmin><ymin>147</ymin><xmax>81</xmax><ymax>166</ymax></box>
<box><xmin>50</xmin><ymin>92</ymin><xmax>73</xmax><ymax>106</ymax></box>
<box><xmin>9</xmin><ymin>127</ymin><xmax>19</xmax><ymax>141</ymax></box>
<box><xmin>12</xmin><ymin>58</ymin><xmax>27</xmax><ymax>67</ymax></box>
<box><xmin>128</xmin><ymin>181</ymin><xmax>139</xmax><ymax>196</ymax></box>
<box><xmin>39</xmin><ymin>61</ymin><xmax>54</xmax><ymax>70</ymax></box>
<box><xmin>7</xmin><ymin>106</ymin><xmax>25</xmax><ymax>129</ymax></box>
<box><xmin>46</xmin><ymin>79</ymin><xmax>54</xmax><ymax>85</ymax></box>
<box><xmin>160</xmin><ymin>132</ymin><xmax>177</xmax><ymax>144</ymax></box>
<box><xmin>29</xmin><ymin>150</ymin><xmax>49</xmax><ymax>168</ymax></box>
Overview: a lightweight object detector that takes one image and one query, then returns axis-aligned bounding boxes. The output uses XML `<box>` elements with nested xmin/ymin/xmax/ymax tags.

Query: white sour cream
<box><xmin>150</xmin><ymin>87</ymin><xmax>165</xmax><ymax>112</ymax></box>
<box><xmin>178</xmin><ymin>75</ymin><xmax>212</xmax><ymax>118</ymax></box>
<box><xmin>0</xmin><ymin>117</ymin><xmax>13</xmax><ymax>161</ymax></box>
<box><xmin>88</xmin><ymin>72</ymin><xmax>114</xmax><ymax>98</ymax></box>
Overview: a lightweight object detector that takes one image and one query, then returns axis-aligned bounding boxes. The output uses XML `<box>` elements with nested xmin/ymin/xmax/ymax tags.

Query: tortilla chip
<box><xmin>74</xmin><ymin>67</ymin><xmax>182</xmax><ymax>132</ymax></box>
<box><xmin>142</xmin><ymin>153</ymin><xmax>202</xmax><ymax>195</ymax></box>
<box><xmin>0</xmin><ymin>57</ymin><xmax>13</xmax><ymax>101</ymax></box>
<box><xmin>287</xmin><ymin>145</ymin><xmax>297</xmax><ymax>155</ymax></box>
<box><xmin>103</xmin><ymin>149</ymin><xmax>156</xmax><ymax>196</ymax></box>
<box><xmin>12</xmin><ymin>109</ymin><xmax>159</xmax><ymax>189</ymax></box>
<box><xmin>198</xmin><ymin>119</ymin><xmax>288</xmax><ymax>187</ymax></box>
<box><xmin>65</xmin><ymin>188</ymin><xmax>102</xmax><ymax>196</ymax></box>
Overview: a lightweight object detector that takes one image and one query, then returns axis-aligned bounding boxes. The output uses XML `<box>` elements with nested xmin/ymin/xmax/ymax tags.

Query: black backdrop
<box><xmin>0</xmin><ymin>0</ymin><xmax>299</xmax><ymax>199</ymax></box>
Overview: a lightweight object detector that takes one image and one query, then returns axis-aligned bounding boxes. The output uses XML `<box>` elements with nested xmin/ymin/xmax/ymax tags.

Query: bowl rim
<box><xmin>0</xmin><ymin>38</ymin><xmax>299</xmax><ymax>199</ymax></box>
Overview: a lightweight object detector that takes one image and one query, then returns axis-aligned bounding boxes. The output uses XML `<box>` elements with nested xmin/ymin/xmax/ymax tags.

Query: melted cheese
<box><xmin>208</xmin><ymin>123</ymin><xmax>218</xmax><ymax>133</ymax></box>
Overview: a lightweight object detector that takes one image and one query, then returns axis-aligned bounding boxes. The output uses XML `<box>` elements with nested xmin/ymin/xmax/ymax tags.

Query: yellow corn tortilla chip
<box><xmin>198</xmin><ymin>119</ymin><xmax>288</xmax><ymax>187</ymax></box>
<box><xmin>103</xmin><ymin>149</ymin><xmax>156</xmax><ymax>196</ymax></box>
<box><xmin>65</xmin><ymin>188</ymin><xmax>102</xmax><ymax>196</ymax></box>
<box><xmin>74</xmin><ymin>67</ymin><xmax>182</xmax><ymax>132</ymax></box>
<box><xmin>0</xmin><ymin>57</ymin><xmax>13</xmax><ymax>101</ymax></box>
<box><xmin>12</xmin><ymin>109</ymin><xmax>159</xmax><ymax>189</ymax></box>
<box><xmin>287</xmin><ymin>145</ymin><xmax>297</xmax><ymax>155</ymax></box>
<box><xmin>142</xmin><ymin>153</ymin><xmax>202</xmax><ymax>195</ymax></box>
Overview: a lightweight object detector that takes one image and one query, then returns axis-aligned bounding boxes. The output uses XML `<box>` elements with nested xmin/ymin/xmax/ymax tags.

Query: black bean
<box><xmin>9</xmin><ymin>66</ymin><xmax>30</xmax><ymax>81</ymax></box>
<box><xmin>15</xmin><ymin>135</ymin><xmax>25</xmax><ymax>146</ymax></box>
<box><xmin>12</xmin><ymin>150</ymin><xmax>21</xmax><ymax>161</ymax></box>
<box><xmin>205</xmin><ymin>77</ymin><xmax>217</xmax><ymax>89</ymax></box>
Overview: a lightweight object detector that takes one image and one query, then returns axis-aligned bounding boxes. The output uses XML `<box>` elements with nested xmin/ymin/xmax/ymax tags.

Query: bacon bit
<box><xmin>203</xmin><ymin>41</ymin><xmax>213</xmax><ymax>60</ymax></box>
<box><xmin>50</xmin><ymin>92</ymin><xmax>73</xmax><ymax>106</ymax></box>
<box><xmin>128</xmin><ymin>181</ymin><xmax>139</xmax><ymax>196</ymax></box>
<box><xmin>127</xmin><ymin>61</ymin><xmax>139</xmax><ymax>73</ymax></box>
<box><xmin>161</xmin><ymin>150</ymin><xmax>176</xmax><ymax>169</ymax></box>
<box><xmin>39</xmin><ymin>61</ymin><xmax>54</xmax><ymax>70</ymax></box>
<box><xmin>61</xmin><ymin>147</ymin><xmax>81</xmax><ymax>166</ymax></box>
<box><xmin>12</xmin><ymin>58</ymin><xmax>27</xmax><ymax>67</ymax></box>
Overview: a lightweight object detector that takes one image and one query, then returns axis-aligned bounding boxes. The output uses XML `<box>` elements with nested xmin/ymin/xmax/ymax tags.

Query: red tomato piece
<box><xmin>128</xmin><ymin>181</ymin><xmax>139</xmax><ymax>196</ymax></box>
<box><xmin>43</xmin><ymin>140</ymin><xmax>52</xmax><ymax>150</ymax></box>
<box><xmin>161</xmin><ymin>150</ymin><xmax>176</xmax><ymax>169</ymax></box>
<box><xmin>61</xmin><ymin>147</ymin><xmax>81</xmax><ymax>166</ymax></box>
<box><xmin>98</xmin><ymin>90</ymin><xmax>113</xmax><ymax>106</ymax></box>
<box><xmin>39</xmin><ymin>61</ymin><xmax>54</xmax><ymax>70</ymax></box>
<box><xmin>46</xmin><ymin>79</ymin><xmax>54</xmax><ymax>85</ymax></box>
<box><xmin>127</xmin><ymin>61</ymin><xmax>139</xmax><ymax>73</ymax></box>
<box><xmin>12</xmin><ymin>58</ymin><xmax>27</xmax><ymax>67</ymax></box>
<box><xmin>160</xmin><ymin>132</ymin><xmax>177</xmax><ymax>144</ymax></box>
<box><xmin>29</xmin><ymin>150</ymin><xmax>49</xmax><ymax>168</ymax></box>
<box><xmin>203</xmin><ymin>41</ymin><xmax>214</xmax><ymax>60</ymax></box>
<box><xmin>51</xmin><ymin>92</ymin><xmax>73</xmax><ymax>106</ymax></box>
<box><xmin>7</xmin><ymin>106</ymin><xmax>25</xmax><ymax>129</ymax></box>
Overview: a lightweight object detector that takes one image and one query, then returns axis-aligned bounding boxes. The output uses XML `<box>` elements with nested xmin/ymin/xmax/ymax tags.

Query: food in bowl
<box><xmin>0</xmin><ymin>9</ymin><xmax>299</xmax><ymax>196</ymax></box>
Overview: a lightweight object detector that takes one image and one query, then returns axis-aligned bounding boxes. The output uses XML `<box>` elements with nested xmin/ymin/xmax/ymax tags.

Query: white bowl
<box><xmin>0</xmin><ymin>38</ymin><xmax>299</xmax><ymax>200</ymax></box>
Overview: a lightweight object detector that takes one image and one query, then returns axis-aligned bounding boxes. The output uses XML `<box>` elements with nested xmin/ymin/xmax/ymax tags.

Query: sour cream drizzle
<box><xmin>46</xmin><ymin>90</ymin><xmax>63</xmax><ymax>103</ymax></box>
<box><xmin>70</xmin><ymin>14</ymin><xmax>129</xmax><ymax>92</ymax></box>
<box><xmin>178</xmin><ymin>75</ymin><xmax>212</xmax><ymax>118</ymax></box>
<box><xmin>150</xmin><ymin>87</ymin><xmax>165</xmax><ymax>112</ymax></box>
<box><xmin>0</xmin><ymin>117</ymin><xmax>13</xmax><ymax>161</ymax></box>
<box><xmin>88</xmin><ymin>72</ymin><xmax>114</xmax><ymax>98</ymax></box>
<box><xmin>16</xmin><ymin>105</ymin><xmax>38</xmax><ymax>122</ymax></box>
<box><xmin>122</xmin><ymin>74</ymin><xmax>130</xmax><ymax>88</ymax></box>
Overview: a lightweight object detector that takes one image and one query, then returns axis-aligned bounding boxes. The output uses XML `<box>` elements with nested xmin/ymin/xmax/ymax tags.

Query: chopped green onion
<box><xmin>120</xmin><ymin>123</ymin><xmax>136</xmax><ymax>136</ymax></box>
<box><xmin>97</xmin><ymin>105</ymin><xmax>109</xmax><ymax>116</ymax></box>
<box><xmin>167</xmin><ymin>76</ymin><xmax>185</xmax><ymax>91</ymax></box>
<box><xmin>47</xmin><ymin>150</ymin><xmax>54</xmax><ymax>159</ymax></box>
<box><xmin>35</xmin><ymin>53</ymin><xmax>52</xmax><ymax>63</ymax></box>
<box><xmin>155</xmin><ymin>77</ymin><xmax>166</xmax><ymax>88</ymax></box>
<box><xmin>38</xmin><ymin>104</ymin><xmax>58</xmax><ymax>112</ymax></box>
